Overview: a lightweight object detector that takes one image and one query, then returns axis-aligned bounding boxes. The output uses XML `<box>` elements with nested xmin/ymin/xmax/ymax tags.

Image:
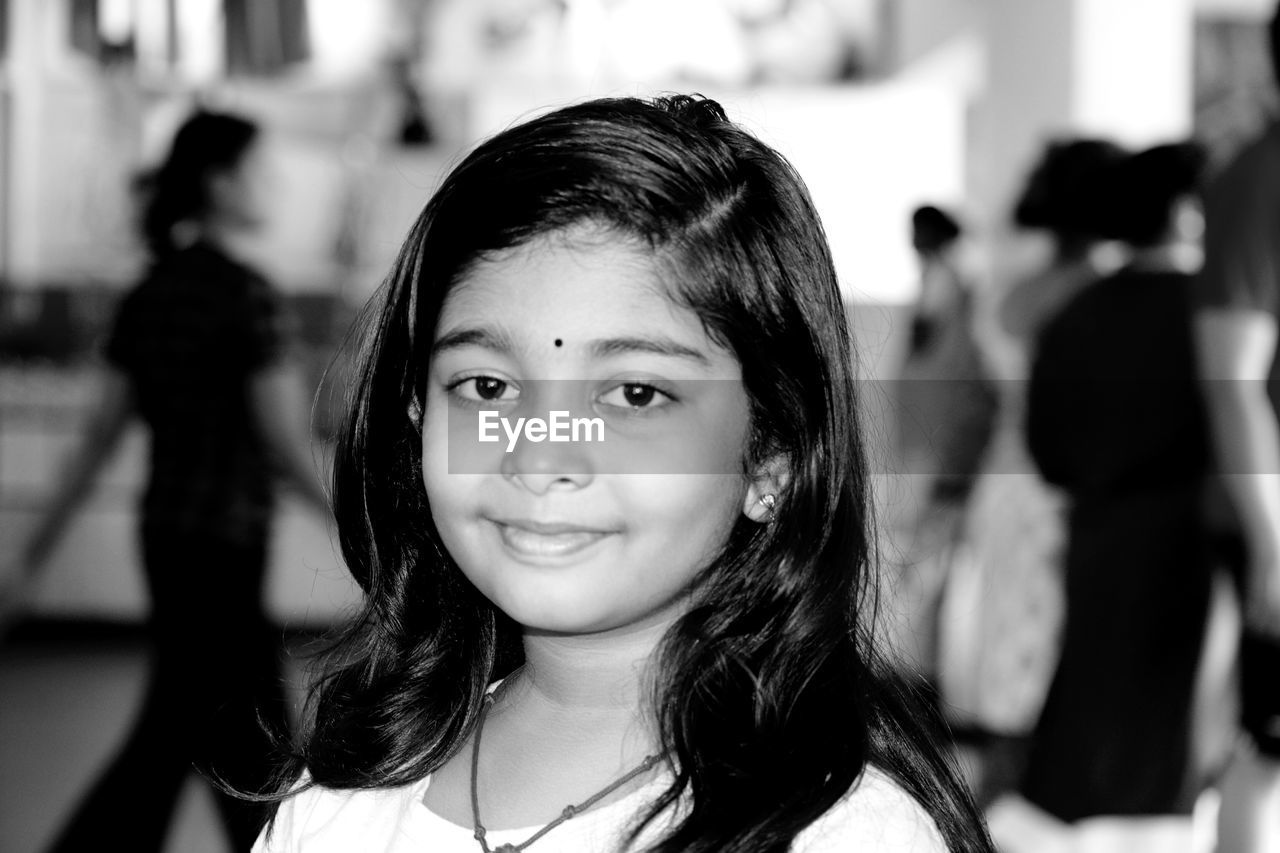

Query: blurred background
<box><xmin>0</xmin><ymin>0</ymin><xmax>1276</xmax><ymax>851</ymax></box>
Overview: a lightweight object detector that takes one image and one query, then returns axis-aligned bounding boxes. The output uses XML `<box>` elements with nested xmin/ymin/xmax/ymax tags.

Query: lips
<box><xmin>491</xmin><ymin>518</ymin><xmax>616</xmax><ymax>559</ymax></box>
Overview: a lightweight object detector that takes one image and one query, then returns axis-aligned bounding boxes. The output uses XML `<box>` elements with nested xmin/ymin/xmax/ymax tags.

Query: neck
<box><xmin>489</xmin><ymin>618</ymin><xmax>676</xmax><ymax>762</ymax></box>
<box><xmin>194</xmin><ymin>217</ymin><xmax>256</xmax><ymax>261</ymax></box>
<box><xmin>448</xmin><ymin>621</ymin><xmax>674</xmax><ymax>831</ymax></box>
<box><xmin>1053</xmin><ymin>235</ymin><xmax>1093</xmax><ymax>264</ymax></box>
<box><xmin>1126</xmin><ymin>241</ymin><xmax>1200</xmax><ymax>273</ymax></box>
<box><xmin>516</xmin><ymin>618</ymin><xmax>670</xmax><ymax>713</ymax></box>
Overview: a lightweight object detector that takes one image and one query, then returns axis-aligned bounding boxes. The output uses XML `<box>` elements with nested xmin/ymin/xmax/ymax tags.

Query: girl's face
<box><xmin>421</xmin><ymin>230</ymin><xmax>766</xmax><ymax>637</ymax></box>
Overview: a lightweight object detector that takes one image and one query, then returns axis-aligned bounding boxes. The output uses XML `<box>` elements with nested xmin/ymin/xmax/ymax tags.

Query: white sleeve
<box><xmin>252</xmin><ymin>791</ymin><xmax>312</xmax><ymax>853</ymax></box>
<box><xmin>251</xmin><ymin>804</ymin><xmax>294</xmax><ymax>853</ymax></box>
<box><xmin>251</xmin><ymin>781</ymin><xmax>323</xmax><ymax>853</ymax></box>
<box><xmin>793</xmin><ymin>768</ymin><xmax>948</xmax><ymax>853</ymax></box>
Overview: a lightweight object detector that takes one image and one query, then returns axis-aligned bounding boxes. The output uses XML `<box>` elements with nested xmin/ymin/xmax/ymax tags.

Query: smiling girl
<box><xmin>254</xmin><ymin>94</ymin><xmax>991</xmax><ymax>852</ymax></box>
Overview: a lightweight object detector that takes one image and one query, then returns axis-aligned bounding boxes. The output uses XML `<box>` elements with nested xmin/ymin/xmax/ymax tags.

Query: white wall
<box><xmin>974</xmin><ymin>0</ymin><xmax>1195</xmax><ymax>288</ymax></box>
<box><xmin>470</xmin><ymin>83</ymin><xmax>967</xmax><ymax>306</ymax></box>
<box><xmin>1195</xmin><ymin>0</ymin><xmax>1275</xmax><ymax>15</ymax></box>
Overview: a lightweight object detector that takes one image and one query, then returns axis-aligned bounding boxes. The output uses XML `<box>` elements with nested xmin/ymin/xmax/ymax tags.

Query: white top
<box><xmin>252</xmin><ymin>765</ymin><xmax>946</xmax><ymax>852</ymax></box>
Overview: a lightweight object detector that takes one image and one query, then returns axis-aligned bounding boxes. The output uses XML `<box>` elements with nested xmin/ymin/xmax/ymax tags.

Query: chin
<box><xmin>483</xmin><ymin>581</ymin><xmax>611</xmax><ymax>632</ymax></box>
<box><xmin>499</xmin><ymin>595</ymin><xmax>616</xmax><ymax>635</ymax></box>
<box><xmin>504</xmin><ymin>587</ymin><xmax>685</xmax><ymax>638</ymax></box>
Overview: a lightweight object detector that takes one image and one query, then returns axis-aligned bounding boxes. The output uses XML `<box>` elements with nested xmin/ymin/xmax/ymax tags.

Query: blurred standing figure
<box><xmin>891</xmin><ymin>206</ymin><xmax>996</xmax><ymax>685</ymax></box>
<box><xmin>6</xmin><ymin>110</ymin><xmax>329</xmax><ymax>851</ymax></box>
<box><xmin>1016</xmin><ymin>143</ymin><xmax>1214</xmax><ymax>851</ymax></box>
<box><xmin>900</xmin><ymin>205</ymin><xmax>995</xmax><ymax>510</ymax></box>
<box><xmin>1192</xmin><ymin>8</ymin><xmax>1280</xmax><ymax>853</ymax></box>
<box><xmin>935</xmin><ymin>140</ymin><xmax>1127</xmax><ymax>806</ymax></box>
<box><xmin>951</xmin><ymin>139</ymin><xmax>1124</xmax><ymax>734</ymax></box>
<box><xmin>999</xmin><ymin>138</ymin><xmax>1128</xmax><ymax>347</ymax></box>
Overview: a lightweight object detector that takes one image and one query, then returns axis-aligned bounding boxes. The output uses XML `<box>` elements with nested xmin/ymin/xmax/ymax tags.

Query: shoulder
<box><xmin>793</xmin><ymin>765</ymin><xmax>947</xmax><ymax>853</ymax></box>
<box><xmin>1214</xmin><ymin>126</ymin><xmax>1280</xmax><ymax>185</ymax></box>
<box><xmin>253</xmin><ymin>778</ymin><xmax>427</xmax><ymax>853</ymax></box>
<box><xmin>140</xmin><ymin>244</ymin><xmax>272</xmax><ymax>297</ymax></box>
<box><xmin>1032</xmin><ymin>280</ymin><xmax>1096</xmax><ymax>352</ymax></box>
<box><xmin>169</xmin><ymin>243</ymin><xmax>277</xmax><ymax>297</ymax></box>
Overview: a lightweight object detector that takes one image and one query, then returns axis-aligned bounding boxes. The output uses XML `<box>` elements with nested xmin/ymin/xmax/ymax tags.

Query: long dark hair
<box><xmin>136</xmin><ymin>109</ymin><xmax>259</xmax><ymax>256</ymax></box>
<box><xmin>279</xmin><ymin>94</ymin><xmax>990</xmax><ymax>852</ymax></box>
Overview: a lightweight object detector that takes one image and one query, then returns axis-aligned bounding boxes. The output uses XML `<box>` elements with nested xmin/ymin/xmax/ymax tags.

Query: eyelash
<box><xmin>597</xmin><ymin>381</ymin><xmax>677</xmax><ymax>412</ymax></box>
<box><xmin>445</xmin><ymin>375</ymin><xmax>519</xmax><ymax>408</ymax></box>
<box><xmin>444</xmin><ymin>375</ymin><xmax>677</xmax><ymax>411</ymax></box>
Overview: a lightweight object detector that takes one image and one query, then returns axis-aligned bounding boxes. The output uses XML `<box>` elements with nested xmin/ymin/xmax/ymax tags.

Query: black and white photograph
<box><xmin>0</xmin><ymin>2</ymin><xmax>1277</xmax><ymax>852</ymax></box>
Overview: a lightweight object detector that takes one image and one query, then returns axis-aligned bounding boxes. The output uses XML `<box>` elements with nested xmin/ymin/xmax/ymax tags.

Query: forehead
<box><xmin>437</xmin><ymin>230</ymin><xmax>690</xmax><ymax>336</ymax></box>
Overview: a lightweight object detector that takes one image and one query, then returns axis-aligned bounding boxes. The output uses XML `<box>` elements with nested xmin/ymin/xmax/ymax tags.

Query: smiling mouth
<box><xmin>491</xmin><ymin>519</ymin><xmax>615</xmax><ymax>558</ymax></box>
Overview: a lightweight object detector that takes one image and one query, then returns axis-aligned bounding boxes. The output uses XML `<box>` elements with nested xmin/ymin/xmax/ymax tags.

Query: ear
<box><xmin>407</xmin><ymin>395</ymin><xmax>423</xmax><ymax>432</ymax></box>
<box><xmin>742</xmin><ymin>454</ymin><xmax>790</xmax><ymax>524</ymax></box>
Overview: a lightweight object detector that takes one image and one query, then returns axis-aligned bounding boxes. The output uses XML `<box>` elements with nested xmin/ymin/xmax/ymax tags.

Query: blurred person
<box><xmin>901</xmin><ymin>205</ymin><xmax>996</xmax><ymax>511</ymax></box>
<box><xmin>890</xmin><ymin>205</ymin><xmax>997</xmax><ymax>693</ymax></box>
<box><xmin>1191</xmin><ymin>8</ymin><xmax>1280</xmax><ymax>853</ymax></box>
<box><xmin>2</xmin><ymin>109</ymin><xmax>329</xmax><ymax>851</ymax></box>
<box><xmin>941</xmin><ymin>139</ymin><xmax>1126</xmax><ymax>804</ymax></box>
<box><xmin>994</xmin><ymin>143</ymin><xmax>1213</xmax><ymax>853</ymax></box>
<box><xmin>999</xmin><ymin>138</ymin><xmax>1129</xmax><ymax>345</ymax></box>
<box><xmin>933</xmin><ymin>140</ymin><xmax>1130</xmax><ymax>810</ymax></box>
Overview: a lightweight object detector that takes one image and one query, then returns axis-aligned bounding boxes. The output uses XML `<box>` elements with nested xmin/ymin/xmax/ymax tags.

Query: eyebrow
<box><xmin>431</xmin><ymin>326</ymin><xmax>517</xmax><ymax>357</ymax></box>
<box><xmin>431</xmin><ymin>326</ymin><xmax>713</xmax><ymax>368</ymax></box>
<box><xmin>590</xmin><ymin>336</ymin><xmax>712</xmax><ymax>366</ymax></box>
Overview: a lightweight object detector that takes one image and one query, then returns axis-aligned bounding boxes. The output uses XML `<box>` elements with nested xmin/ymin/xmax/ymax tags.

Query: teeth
<box><xmin>497</xmin><ymin>524</ymin><xmax>605</xmax><ymax>557</ymax></box>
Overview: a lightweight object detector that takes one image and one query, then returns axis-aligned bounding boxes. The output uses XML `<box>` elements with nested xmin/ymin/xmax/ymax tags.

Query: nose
<box><xmin>500</xmin><ymin>419</ymin><xmax>596</xmax><ymax>494</ymax></box>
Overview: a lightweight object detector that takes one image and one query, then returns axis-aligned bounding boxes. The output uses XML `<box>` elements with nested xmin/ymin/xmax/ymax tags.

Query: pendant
<box><xmin>494</xmin><ymin>846</ymin><xmax>521</xmax><ymax>853</ymax></box>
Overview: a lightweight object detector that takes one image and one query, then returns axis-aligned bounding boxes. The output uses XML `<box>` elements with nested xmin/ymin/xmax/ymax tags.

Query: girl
<box><xmin>256</xmin><ymin>94</ymin><xmax>991</xmax><ymax>852</ymax></box>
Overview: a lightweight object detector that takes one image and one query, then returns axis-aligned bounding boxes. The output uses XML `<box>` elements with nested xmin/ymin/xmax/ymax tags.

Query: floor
<box><xmin>0</xmin><ymin>627</ymin><xmax>310</xmax><ymax>853</ymax></box>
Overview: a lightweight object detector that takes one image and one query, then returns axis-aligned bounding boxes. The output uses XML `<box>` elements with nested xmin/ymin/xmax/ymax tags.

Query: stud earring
<box><xmin>759</xmin><ymin>494</ymin><xmax>777</xmax><ymax>514</ymax></box>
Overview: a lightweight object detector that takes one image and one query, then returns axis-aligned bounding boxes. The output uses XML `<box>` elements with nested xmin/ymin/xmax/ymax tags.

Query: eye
<box><xmin>598</xmin><ymin>382</ymin><xmax>674</xmax><ymax>410</ymax></box>
<box><xmin>449</xmin><ymin>375</ymin><xmax>519</xmax><ymax>402</ymax></box>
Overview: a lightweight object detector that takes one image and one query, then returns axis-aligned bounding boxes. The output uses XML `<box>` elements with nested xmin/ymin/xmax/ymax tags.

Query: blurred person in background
<box><xmin>994</xmin><ymin>143</ymin><xmax>1213</xmax><ymax>853</ymax></box>
<box><xmin>1</xmin><ymin>109</ymin><xmax>330</xmax><ymax>851</ymax></box>
<box><xmin>900</xmin><ymin>205</ymin><xmax>996</xmax><ymax>513</ymax></box>
<box><xmin>999</xmin><ymin>138</ymin><xmax>1129</xmax><ymax>344</ymax></box>
<box><xmin>931</xmin><ymin>139</ymin><xmax>1128</xmax><ymax>810</ymax></box>
<box><xmin>890</xmin><ymin>205</ymin><xmax>997</xmax><ymax>701</ymax></box>
<box><xmin>1191</xmin><ymin>7</ymin><xmax>1280</xmax><ymax>853</ymax></box>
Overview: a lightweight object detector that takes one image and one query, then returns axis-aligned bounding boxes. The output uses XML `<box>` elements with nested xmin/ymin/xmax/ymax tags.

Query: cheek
<box><xmin>625</xmin><ymin>475</ymin><xmax>747</xmax><ymax>567</ymax></box>
<box><xmin>419</xmin><ymin>414</ymin><xmax>476</xmax><ymax>540</ymax></box>
<box><xmin>420</xmin><ymin>395</ymin><xmax>462</xmax><ymax>489</ymax></box>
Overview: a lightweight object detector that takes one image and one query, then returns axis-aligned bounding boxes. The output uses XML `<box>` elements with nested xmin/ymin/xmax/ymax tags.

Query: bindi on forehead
<box><xmin>554</xmin><ymin>338</ymin><xmax>563</xmax><ymax>347</ymax></box>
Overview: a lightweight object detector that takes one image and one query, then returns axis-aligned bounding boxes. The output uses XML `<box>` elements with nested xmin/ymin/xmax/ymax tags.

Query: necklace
<box><xmin>469</xmin><ymin>692</ymin><xmax>662</xmax><ymax>853</ymax></box>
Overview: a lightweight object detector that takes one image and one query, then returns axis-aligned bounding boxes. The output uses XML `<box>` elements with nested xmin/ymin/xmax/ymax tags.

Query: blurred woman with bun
<box><xmin>943</xmin><ymin>141</ymin><xmax>1129</xmax><ymax>810</ymax></box>
<box><xmin>1006</xmin><ymin>142</ymin><xmax>1214</xmax><ymax>850</ymax></box>
<box><xmin>999</xmin><ymin>139</ymin><xmax>1129</xmax><ymax>344</ymax></box>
